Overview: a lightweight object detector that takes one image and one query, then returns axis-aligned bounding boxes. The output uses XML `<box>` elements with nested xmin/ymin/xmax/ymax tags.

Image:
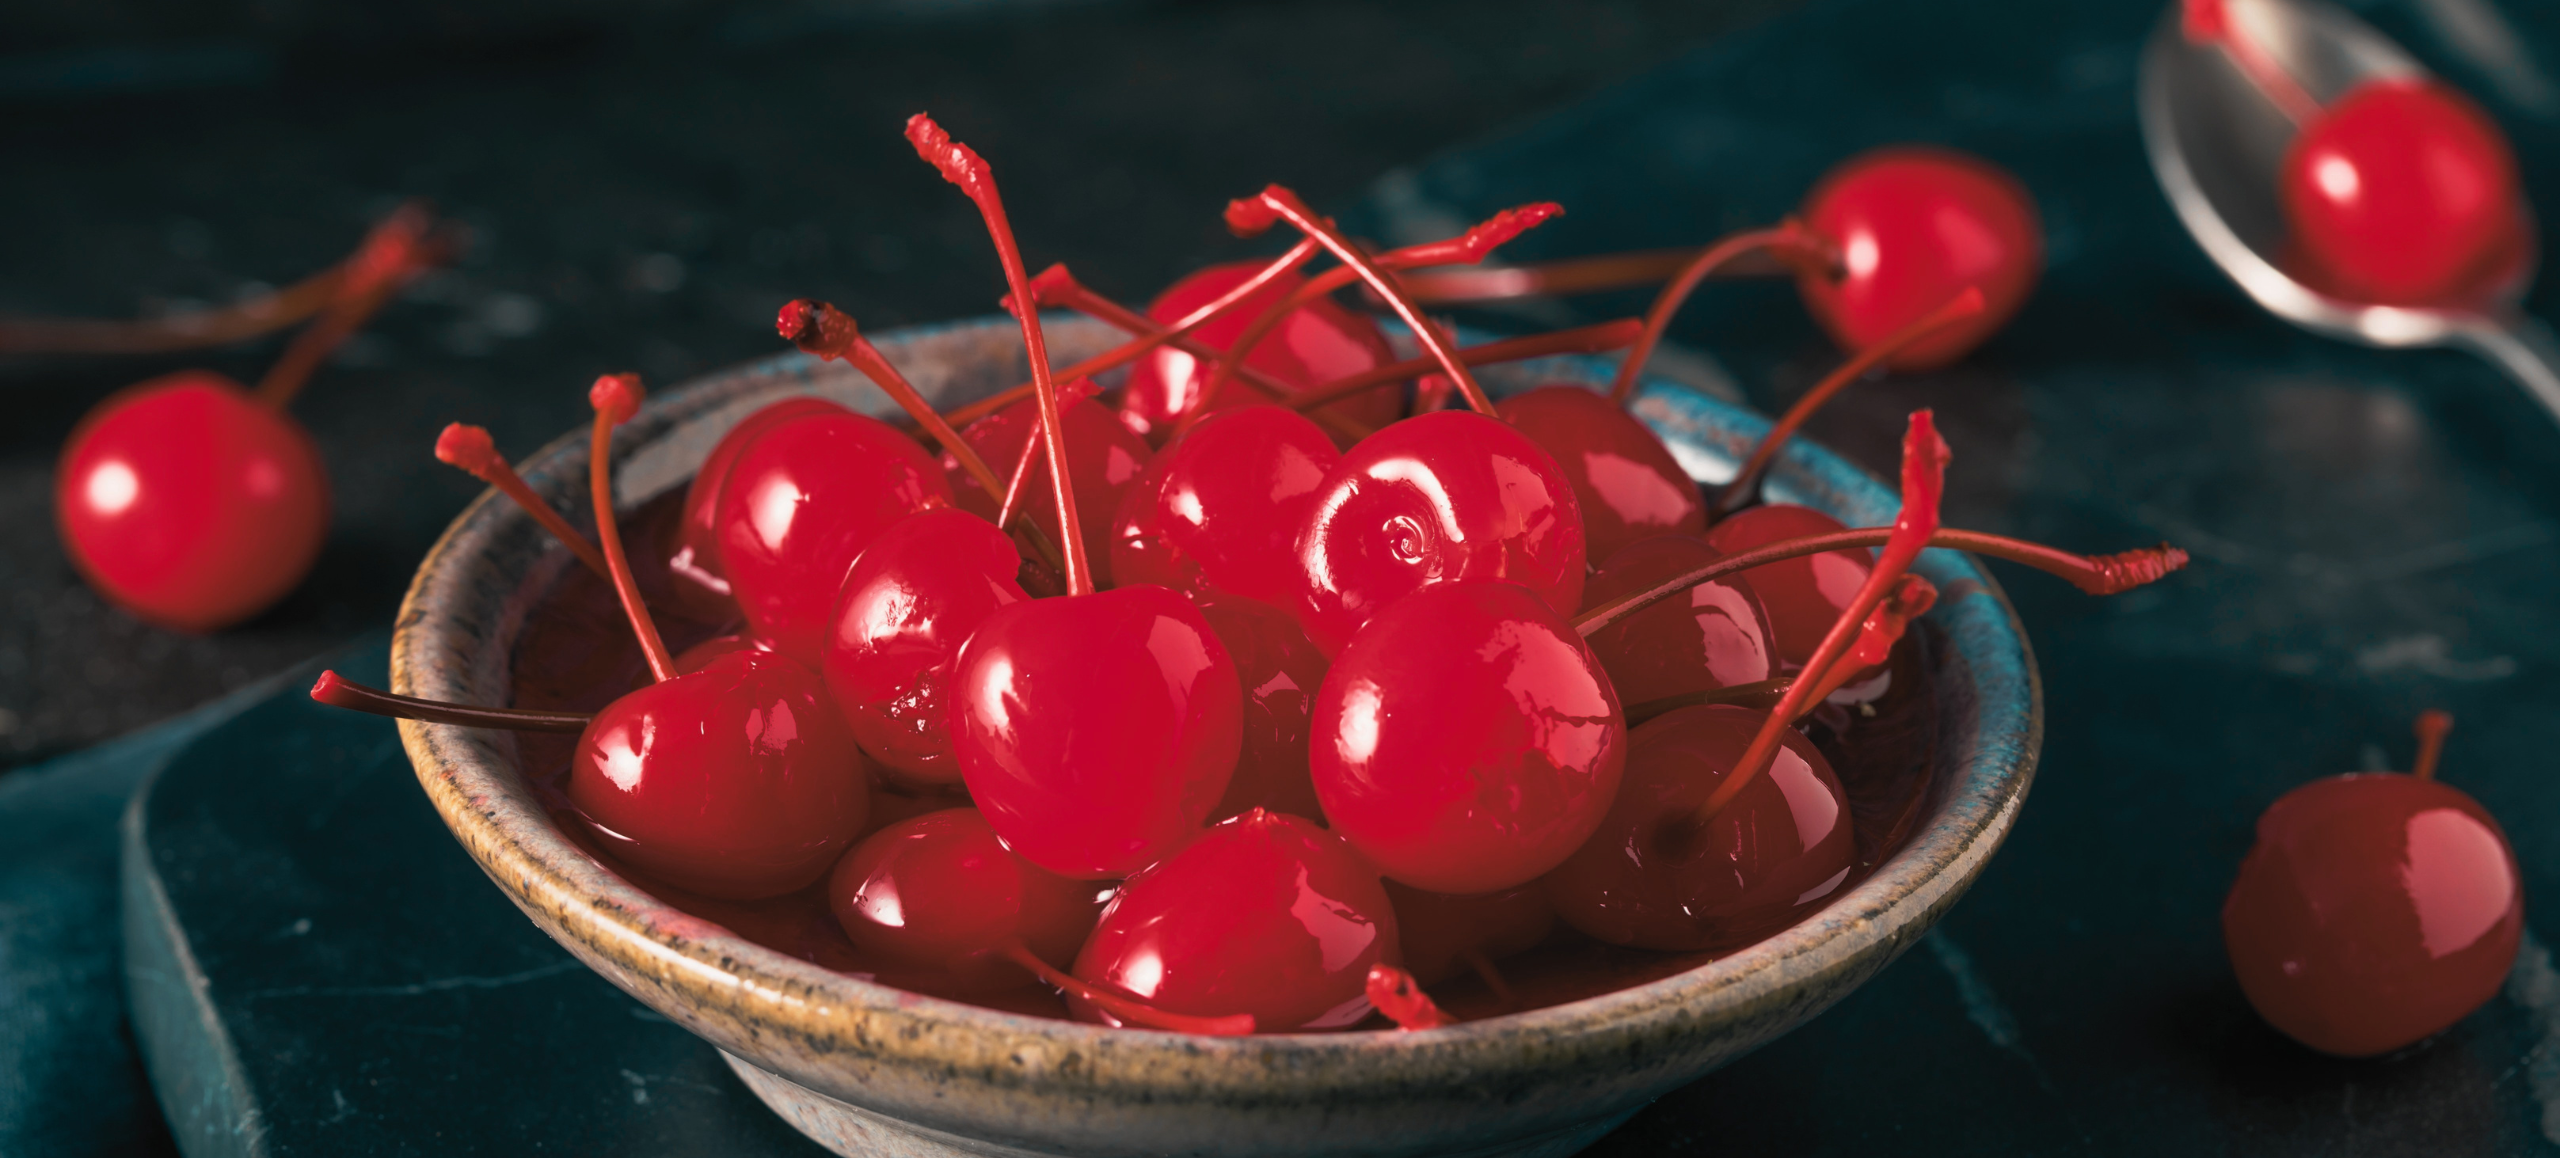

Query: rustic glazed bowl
<box><xmin>391</xmin><ymin>314</ymin><xmax>2041</xmax><ymax>1158</ymax></box>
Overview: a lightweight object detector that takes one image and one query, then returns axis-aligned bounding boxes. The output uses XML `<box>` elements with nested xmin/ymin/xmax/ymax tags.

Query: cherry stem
<box><xmin>1390</xmin><ymin>246</ymin><xmax>1809</xmax><ymax>306</ymax></box>
<box><xmin>1708</xmin><ymin>287</ymin><xmax>1988</xmax><ymax>520</ymax></box>
<box><xmin>1690</xmin><ymin>412</ymin><xmax>1948</xmax><ymax>827</ymax></box>
<box><xmin>1004</xmin><ymin>265</ymin><xmax>1374</xmax><ymax>442</ymax></box>
<box><xmin>1575</xmin><ymin>528</ymin><xmax>2188</xmax><ymax>637</ymax></box>
<box><xmin>1189</xmin><ymin>202</ymin><xmax>1559</xmax><ymax>426</ymax></box>
<box><xmin>587</xmin><ymin>374</ymin><xmax>678</xmax><ymax>682</ymax></box>
<box><xmin>998</xmin><ymin>942</ymin><xmax>1255</xmax><ymax>1036</ymax></box>
<box><xmin>908</xmin><ymin>114</ymin><xmax>1092</xmax><ymax>598</ymax></box>
<box><xmin>1606</xmin><ymin>222</ymin><xmax>1832</xmax><ymax>405</ymax></box>
<box><xmin>308</xmin><ymin>670</ymin><xmax>593</xmax><ymax>733</ymax></box>
<box><xmin>253</xmin><ymin>203</ymin><xmax>451</xmax><ymax>410</ymax></box>
<box><xmin>2182</xmin><ymin>0</ymin><xmax>2324</xmax><ymax>125</ymax></box>
<box><xmin>1458</xmin><ymin>948</ymin><xmax>1520</xmax><ymax>1012</ymax></box>
<box><xmin>435</xmin><ymin>423</ymin><xmax>613</xmax><ymax>582</ymax></box>
<box><xmin>1624</xmin><ymin>675</ymin><xmax>1794</xmax><ymax>725</ymax></box>
<box><xmin>996</xmin><ymin>377</ymin><xmax>1101</xmax><ymax>531</ymax></box>
<box><xmin>1227</xmin><ymin>185</ymin><xmax>1495</xmax><ymax>415</ymax></box>
<box><xmin>776</xmin><ymin>299</ymin><xmax>1009</xmax><ymax>497</ymax></box>
<box><xmin>0</xmin><ymin>266</ymin><xmax>341</xmax><ymax>355</ymax></box>
<box><xmin>1284</xmin><ymin>320</ymin><xmax>1645</xmax><ymax>416</ymax></box>
<box><xmin>1365</xmin><ymin>964</ymin><xmax>1454</xmax><ymax>1031</ymax></box>
<box><xmin>2411</xmin><ymin>709</ymin><xmax>2454</xmax><ymax>781</ymax></box>
<box><xmin>1793</xmin><ymin>573</ymin><xmax>1938</xmax><ymax>707</ymax></box>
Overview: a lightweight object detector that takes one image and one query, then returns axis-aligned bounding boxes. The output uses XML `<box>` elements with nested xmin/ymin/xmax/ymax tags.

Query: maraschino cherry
<box><xmin>55</xmin><ymin>206</ymin><xmax>446</xmax><ymax>631</ymax></box>
<box><xmin>944</xmin><ymin>387</ymin><xmax>1149</xmax><ymax>587</ymax></box>
<box><xmin>1310</xmin><ymin>579</ymin><xmax>1625</xmax><ymax>894</ymax></box>
<box><xmin>1072</xmin><ymin>810</ymin><xmax>1398</xmax><ymax>1032</ymax></box>
<box><xmin>826</xmin><ymin>808</ymin><xmax>1100</xmax><ymax>995</ymax></box>
<box><xmin>564</xmin><ymin>374</ymin><xmax>873</xmax><ymax>899</ymax></box>
<box><xmin>2223</xmin><ymin>711</ymin><xmax>2524</xmax><ymax>1057</ymax></box>
<box><xmin>665</xmin><ymin>395</ymin><xmax>847</xmax><ymax>620</ymax></box>
<box><xmin>1109</xmin><ymin>403</ymin><xmax>1340</xmax><ymax>607</ymax></box>
<box><xmin>821</xmin><ymin>507</ymin><xmax>1026</xmax><ymax>788</ymax></box>
<box><xmin>1495</xmin><ymin>385</ymin><xmax>1705</xmax><ymax>562</ymax></box>
<box><xmin>1582</xmin><ymin>534</ymin><xmax>1775</xmax><ymax>711</ymax></box>
<box><xmin>1705</xmin><ymin>503</ymin><xmax>1873</xmax><ymax>672</ymax></box>
<box><xmin>1192</xmin><ymin>593</ymin><xmax>1330</xmax><ymax>822</ymax></box>
<box><xmin>911</xmin><ymin>113</ymin><xmax>1244</xmax><ymax>879</ymax></box>
<box><xmin>1793</xmin><ymin>148</ymin><xmax>2040</xmax><ymax>370</ymax></box>
<box><xmin>1120</xmin><ymin>262</ymin><xmax>1398</xmax><ymax>441</ymax></box>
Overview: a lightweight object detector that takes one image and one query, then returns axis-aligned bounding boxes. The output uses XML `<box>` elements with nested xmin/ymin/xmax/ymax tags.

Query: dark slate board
<box><xmin>120</xmin><ymin>636</ymin><xmax>831</xmax><ymax>1157</ymax></box>
<box><xmin>1342</xmin><ymin>0</ymin><xmax>2560</xmax><ymax>1153</ymax></box>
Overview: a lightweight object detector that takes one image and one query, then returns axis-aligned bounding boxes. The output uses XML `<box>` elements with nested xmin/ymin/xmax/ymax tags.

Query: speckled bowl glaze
<box><xmin>392</xmin><ymin>314</ymin><xmax>2041</xmax><ymax>1158</ymax></box>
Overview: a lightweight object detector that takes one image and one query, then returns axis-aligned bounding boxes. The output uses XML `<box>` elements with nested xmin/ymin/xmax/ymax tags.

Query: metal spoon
<box><xmin>2137</xmin><ymin>0</ymin><xmax>2560</xmax><ymax>422</ymax></box>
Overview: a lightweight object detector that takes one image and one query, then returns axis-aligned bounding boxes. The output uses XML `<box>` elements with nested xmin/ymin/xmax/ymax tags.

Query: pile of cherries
<box><xmin>319</xmin><ymin>114</ymin><xmax>2195</xmax><ymax>1035</ymax></box>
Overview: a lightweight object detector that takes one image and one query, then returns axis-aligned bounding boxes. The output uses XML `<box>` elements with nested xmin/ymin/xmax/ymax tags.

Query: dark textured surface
<box><xmin>0</xmin><ymin>0</ymin><xmax>1791</xmax><ymax>770</ymax></box>
<box><xmin>1340</xmin><ymin>0</ymin><xmax>2560</xmax><ymax>1153</ymax></box>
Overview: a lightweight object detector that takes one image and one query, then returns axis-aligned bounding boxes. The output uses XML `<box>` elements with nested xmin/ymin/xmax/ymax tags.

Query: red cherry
<box><xmin>944</xmin><ymin>393</ymin><xmax>1148</xmax><ymax>588</ymax></box>
<box><xmin>1310</xmin><ymin>580</ymin><xmax>1625</xmax><ymax>894</ymax></box>
<box><xmin>1071</xmin><ymin>809</ymin><xmax>1398</xmax><ymax>1032</ymax></box>
<box><xmin>713</xmin><ymin>410</ymin><xmax>951</xmax><ymax>664</ymax></box>
<box><xmin>570</xmin><ymin>647</ymin><xmax>873</xmax><ymax>899</ymax></box>
<box><xmin>1384</xmin><ymin>880</ymin><xmax>1554</xmax><ymax>988</ymax></box>
<box><xmin>1120</xmin><ymin>262</ymin><xmax>1400</xmax><ymax>442</ymax></box>
<box><xmin>1704</xmin><ymin>504</ymin><xmax>1872</xmax><ymax>671</ymax></box>
<box><xmin>1795</xmin><ymin>146</ymin><xmax>2041</xmax><ymax>370</ymax></box>
<box><xmin>2223</xmin><ymin>712</ymin><xmax>2523</xmax><ymax>1057</ymax></box>
<box><xmin>1292</xmin><ymin>410</ymin><xmax>1588</xmax><ymax>655</ymax></box>
<box><xmin>1583</xmin><ymin>534</ymin><xmax>1775</xmax><ymax>709</ymax></box>
<box><xmin>56</xmin><ymin>370</ymin><xmax>329</xmax><ymax>631</ymax></box>
<box><xmin>2281</xmin><ymin>79</ymin><xmax>2526</xmax><ymax>304</ymax></box>
<box><xmin>947</xmin><ymin>584</ymin><xmax>1243</xmax><ymax>879</ymax></box>
<box><xmin>822</xmin><ymin>508</ymin><xmax>1026</xmax><ymax>788</ymax></box>
<box><xmin>667</xmin><ymin>396</ymin><xmax>847</xmax><ymax>619</ymax></box>
<box><xmin>1495</xmin><ymin>385</ymin><xmax>1704</xmax><ymax>562</ymax></box>
<box><xmin>1109</xmin><ymin>404</ymin><xmax>1340</xmax><ymax>606</ymax></box>
<box><xmin>1544</xmin><ymin>704</ymin><xmax>1853</xmax><ymax>951</ymax></box>
<box><xmin>1193</xmin><ymin>593</ymin><xmax>1330</xmax><ymax>822</ymax></box>
<box><xmin>827</xmin><ymin>807</ymin><xmax>1102</xmax><ymax>995</ymax></box>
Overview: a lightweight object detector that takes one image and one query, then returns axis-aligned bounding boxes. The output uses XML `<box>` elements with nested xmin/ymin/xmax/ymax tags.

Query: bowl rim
<box><xmin>390</xmin><ymin>312</ymin><xmax>2042</xmax><ymax>1101</ymax></box>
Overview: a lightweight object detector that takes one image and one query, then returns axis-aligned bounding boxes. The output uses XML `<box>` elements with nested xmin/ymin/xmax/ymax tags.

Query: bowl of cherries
<box><xmin>349</xmin><ymin>116</ymin><xmax>2185</xmax><ymax>1157</ymax></box>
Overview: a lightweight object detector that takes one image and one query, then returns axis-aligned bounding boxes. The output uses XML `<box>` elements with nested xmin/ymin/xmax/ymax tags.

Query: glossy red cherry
<box><xmin>1796</xmin><ymin>146</ymin><xmax>2041</xmax><ymax>370</ymax></box>
<box><xmin>1193</xmin><ymin>593</ymin><xmax>1330</xmax><ymax>822</ymax></box>
<box><xmin>2223</xmin><ymin>713</ymin><xmax>2523</xmax><ymax>1057</ymax></box>
<box><xmin>822</xmin><ymin>508</ymin><xmax>1026</xmax><ymax>788</ymax></box>
<box><xmin>1496</xmin><ymin>385</ymin><xmax>1704</xmax><ymax>562</ymax></box>
<box><xmin>948</xmin><ymin>583</ymin><xmax>1243</xmax><ymax>878</ymax></box>
<box><xmin>827</xmin><ymin>807</ymin><xmax>1102</xmax><ymax>995</ymax></box>
<box><xmin>1293</xmin><ymin>410</ymin><xmax>1587</xmax><ymax>655</ymax></box>
<box><xmin>713</xmin><ymin>410</ymin><xmax>951</xmax><ymax>664</ymax></box>
<box><xmin>1384</xmin><ymin>880</ymin><xmax>1554</xmax><ymax>988</ymax></box>
<box><xmin>1071</xmin><ymin>809</ymin><xmax>1398</xmax><ymax>1032</ymax></box>
<box><xmin>2282</xmin><ymin>79</ymin><xmax>2525</xmax><ymax>304</ymax></box>
<box><xmin>667</xmin><ymin>395</ymin><xmax>847</xmax><ymax>619</ymax></box>
<box><xmin>1109</xmin><ymin>404</ymin><xmax>1340</xmax><ymax>606</ymax></box>
<box><xmin>1583</xmin><ymin>534</ymin><xmax>1775</xmax><ymax>709</ymax></box>
<box><xmin>570</xmin><ymin>646</ymin><xmax>873</xmax><ymax>899</ymax></box>
<box><xmin>1705</xmin><ymin>504</ymin><xmax>1872</xmax><ymax>671</ymax></box>
<box><xmin>1544</xmin><ymin>704</ymin><xmax>1853</xmax><ymax>951</ymax></box>
<box><xmin>1120</xmin><ymin>261</ymin><xmax>1398</xmax><ymax>442</ymax></box>
<box><xmin>945</xmin><ymin>392</ymin><xmax>1147</xmax><ymax>588</ymax></box>
<box><xmin>1311</xmin><ymin>580</ymin><xmax>1625</xmax><ymax>894</ymax></box>
<box><xmin>55</xmin><ymin>370</ymin><xmax>329</xmax><ymax>631</ymax></box>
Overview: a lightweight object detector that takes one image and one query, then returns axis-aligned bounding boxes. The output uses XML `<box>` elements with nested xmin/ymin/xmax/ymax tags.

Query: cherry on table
<box><xmin>1544</xmin><ymin>703</ymin><xmax>1854</xmax><ymax>951</ymax></box>
<box><xmin>826</xmin><ymin>808</ymin><xmax>1101</xmax><ymax>996</ymax></box>
<box><xmin>2281</xmin><ymin>79</ymin><xmax>2526</xmax><ymax>305</ymax></box>
<box><xmin>1704</xmin><ymin>503</ymin><xmax>1873</xmax><ymax>672</ymax></box>
<box><xmin>667</xmin><ymin>395</ymin><xmax>848</xmax><ymax>621</ymax></box>
<box><xmin>1583</xmin><ymin>534</ymin><xmax>1775</xmax><ymax>710</ymax></box>
<box><xmin>1110</xmin><ymin>403</ymin><xmax>1341</xmax><ymax>607</ymax></box>
<box><xmin>1292</xmin><ymin>409</ymin><xmax>1589</xmax><ymax>655</ymax></box>
<box><xmin>2223</xmin><ymin>711</ymin><xmax>2523</xmax><ymax>1057</ymax></box>
<box><xmin>1120</xmin><ymin>261</ymin><xmax>1400</xmax><ymax>442</ymax></box>
<box><xmin>1071</xmin><ymin>809</ymin><xmax>1399</xmax><ymax>1033</ymax></box>
<box><xmin>1310</xmin><ymin>579</ymin><xmax>1625</xmax><ymax>895</ymax></box>
<box><xmin>822</xmin><ymin>507</ymin><xmax>1026</xmax><ymax>789</ymax></box>
<box><xmin>1496</xmin><ymin>385</ymin><xmax>1705</xmax><ymax>562</ymax></box>
<box><xmin>1794</xmin><ymin>146</ymin><xmax>2042</xmax><ymax>370</ymax></box>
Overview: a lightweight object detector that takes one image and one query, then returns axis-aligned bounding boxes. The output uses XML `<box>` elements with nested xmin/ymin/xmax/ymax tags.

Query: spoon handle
<box><xmin>2461</xmin><ymin>314</ymin><xmax>2560</xmax><ymax>428</ymax></box>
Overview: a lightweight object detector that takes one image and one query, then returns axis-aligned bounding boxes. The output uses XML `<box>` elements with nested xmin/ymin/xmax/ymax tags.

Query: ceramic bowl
<box><xmin>391</xmin><ymin>314</ymin><xmax>2041</xmax><ymax>1158</ymax></box>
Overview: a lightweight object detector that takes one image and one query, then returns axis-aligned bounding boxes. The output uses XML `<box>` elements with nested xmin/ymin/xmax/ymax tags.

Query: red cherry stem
<box><xmin>908</xmin><ymin>114</ymin><xmax>1092</xmax><ymax>598</ymax></box>
<box><xmin>2411</xmin><ymin>710</ymin><xmax>2454</xmax><ymax>781</ymax></box>
<box><xmin>1607</xmin><ymin>220</ymin><xmax>1835</xmax><ymax>404</ymax></box>
<box><xmin>1282</xmin><ymin>320</ymin><xmax>1645</xmax><ymax>415</ymax></box>
<box><xmin>1625</xmin><ymin>675</ymin><xmax>1794</xmax><ymax>725</ymax></box>
<box><xmin>997</xmin><ymin>943</ymin><xmax>1256</xmax><ymax>1036</ymax></box>
<box><xmin>1458</xmin><ymin>949</ymin><xmax>1520</xmax><ymax>1011</ymax></box>
<box><xmin>0</xmin><ymin>267</ymin><xmax>341</xmax><ymax>355</ymax></box>
<box><xmin>1365</xmin><ymin>964</ymin><xmax>1454</xmax><ymax>1031</ymax></box>
<box><xmin>1226</xmin><ymin>185</ymin><xmax>1495</xmax><ymax>415</ymax></box>
<box><xmin>308</xmin><ymin>670</ymin><xmax>593</xmax><ymax>733</ymax></box>
<box><xmin>1187</xmin><ymin>203</ymin><xmax>1560</xmax><ymax>426</ymax></box>
<box><xmin>2181</xmin><ymin>0</ymin><xmax>2324</xmax><ymax>125</ymax></box>
<box><xmin>1575</xmin><ymin>528</ymin><xmax>2187</xmax><ymax>636</ymax></box>
<box><xmin>1793</xmin><ymin>573</ymin><xmax>1938</xmax><ymax>707</ymax></box>
<box><xmin>252</xmin><ymin>203</ymin><xmax>452</xmax><ymax>410</ymax></box>
<box><xmin>775</xmin><ymin>299</ymin><xmax>1008</xmax><ymax>498</ymax></box>
<box><xmin>1708</xmin><ymin>287</ymin><xmax>1988</xmax><ymax>520</ymax></box>
<box><xmin>995</xmin><ymin>377</ymin><xmax>1102</xmax><ymax>530</ymax></box>
<box><xmin>435</xmin><ymin>423</ymin><xmax>614</xmax><ymax>582</ymax></box>
<box><xmin>1689</xmin><ymin>411</ymin><xmax>1948</xmax><ymax>826</ymax></box>
<box><xmin>587</xmin><ymin>374</ymin><xmax>678</xmax><ymax>682</ymax></box>
<box><xmin>1390</xmin><ymin>246</ymin><xmax>1802</xmax><ymax>306</ymax></box>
